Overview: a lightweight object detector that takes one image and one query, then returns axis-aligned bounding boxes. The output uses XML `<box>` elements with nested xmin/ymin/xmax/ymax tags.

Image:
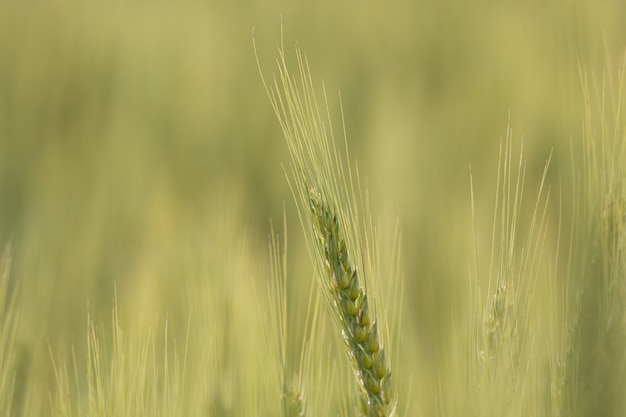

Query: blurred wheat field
<box><xmin>1</xmin><ymin>0</ymin><xmax>626</xmax><ymax>416</ymax></box>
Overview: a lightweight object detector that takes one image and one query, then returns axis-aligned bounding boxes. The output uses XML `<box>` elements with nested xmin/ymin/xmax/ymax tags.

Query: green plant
<box><xmin>267</xmin><ymin>215</ymin><xmax>317</xmax><ymax>417</ymax></box>
<box><xmin>466</xmin><ymin>128</ymin><xmax>554</xmax><ymax>416</ymax></box>
<box><xmin>255</xmin><ymin>35</ymin><xmax>397</xmax><ymax>417</ymax></box>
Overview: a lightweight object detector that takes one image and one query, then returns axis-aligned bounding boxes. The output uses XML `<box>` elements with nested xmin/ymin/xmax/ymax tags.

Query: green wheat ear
<box><xmin>308</xmin><ymin>187</ymin><xmax>392</xmax><ymax>417</ymax></box>
<box><xmin>255</xmin><ymin>29</ymin><xmax>396</xmax><ymax>417</ymax></box>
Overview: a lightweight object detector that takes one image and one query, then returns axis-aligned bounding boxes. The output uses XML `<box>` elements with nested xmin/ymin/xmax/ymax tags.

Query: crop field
<box><xmin>1</xmin><ymin>1</ymin><xmax>626</xmax><ymax>416</ymax></box>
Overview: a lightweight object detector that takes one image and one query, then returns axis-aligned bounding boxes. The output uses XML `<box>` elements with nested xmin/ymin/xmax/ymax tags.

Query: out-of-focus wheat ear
<box><xmin>268</xmin><ymin>213</ymin><xmax>312</xmax><ymax>417</ymax></box>
<box><xmin>283</xmin><ymin>382</ymin><xmax>304</xmax><ymax>417</ymax></box>
<box><xmin>308</xmin><ymin>187</ymin><xmax>393</xmax><ymax>417</ymax></box>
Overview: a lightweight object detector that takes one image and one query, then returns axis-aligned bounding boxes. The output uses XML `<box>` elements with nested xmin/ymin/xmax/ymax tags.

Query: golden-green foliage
<box><xmin>2</xmin><ymin>1</ymin><xmax>626</xmax><ymax>416</ymax></box>
<box><xmin>50</xmin><ymin>294</ymin><xmax>192</xmax><ymax>417</ymax></box>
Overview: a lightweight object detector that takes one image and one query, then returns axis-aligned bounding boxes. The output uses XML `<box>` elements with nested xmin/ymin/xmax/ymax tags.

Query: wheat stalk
<box><xmin>255</xmin><ymin>29</ymin><xmax>395</xmax><ymax>417</ymax></box>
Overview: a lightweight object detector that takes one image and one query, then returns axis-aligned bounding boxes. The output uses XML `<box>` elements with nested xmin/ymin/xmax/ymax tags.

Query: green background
<box><xmin>1</xmin><ymin>0</ymin><xmax>625</xmax><ymax>415</ymax></box>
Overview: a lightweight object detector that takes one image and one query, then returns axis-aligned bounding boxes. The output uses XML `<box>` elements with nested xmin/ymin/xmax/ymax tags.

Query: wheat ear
<box><xmin>308</xmin><ymin>187</ymin><xmax>392</xmax><ymax>417</ymax></box>
<box><xmin>255</xmin><ymin>27</ymin><xmax>395</xmax><ymax>417</ymax></box>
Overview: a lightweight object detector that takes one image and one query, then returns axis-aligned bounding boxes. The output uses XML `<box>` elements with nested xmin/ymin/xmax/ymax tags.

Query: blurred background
<box><xmin>1</xmin><ymin>0</ymin><xmax>626</xmax><ymax>414</ymax></box>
